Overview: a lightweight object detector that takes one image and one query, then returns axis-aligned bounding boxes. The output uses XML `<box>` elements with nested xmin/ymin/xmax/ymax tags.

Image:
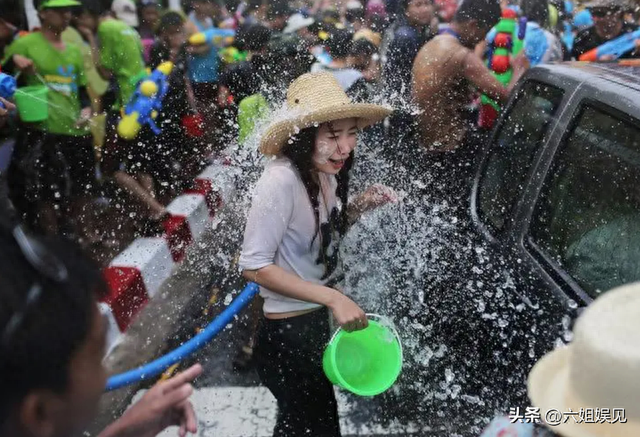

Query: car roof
<box><xmin>532</xmin><ymin>61</ymin><xmax>640</xmax><ymax>94</ymax></box>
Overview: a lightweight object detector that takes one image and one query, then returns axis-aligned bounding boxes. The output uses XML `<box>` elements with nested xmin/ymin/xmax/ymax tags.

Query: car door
<box><xmin>459</xmin><ymin>68</ymin><xmax>576</xmax><ymax>424</ymax></box>
<box><xmin>471</xmin><ymin>67</ymin><xmax>579</xmax><ymax>245</ymax></box>
<box><xmin>471</xmin><ymin>67</ymin><xmax>578</xmax><ymax>315</ymax></box>
<box><xmin>514</xmin><ymin>77</ymin><xmax>640</xmax><ymax>310</ymax></box>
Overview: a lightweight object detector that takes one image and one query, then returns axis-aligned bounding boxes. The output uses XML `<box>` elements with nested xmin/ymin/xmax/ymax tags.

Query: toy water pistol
<box><xmin>0</xmin><ymin>72</ymin><xmax>17</xmax><ymax>109</ymax></box>
<box><xmin>117</xmin><ymin>62</ymin><xmax>173</xmax><ymax>140</ymax></box>
<box><xmin>188</xmin><ymin>28</ymin><xmax>235</xmax><ymax>47</ymax></box>
<box><xmin>220</xmin><ymin>46</ymin><xmax>248</xmax><ymax>64</ymax></box>
<box><xmin>478</xmin><ymin>9</ymin><xmax>527</xmax><ymax>129</ymax></box>
<box><xmin>579</xmin><ymin>29</ymin><xmax>640</xmax><ymax>61</ymax></box>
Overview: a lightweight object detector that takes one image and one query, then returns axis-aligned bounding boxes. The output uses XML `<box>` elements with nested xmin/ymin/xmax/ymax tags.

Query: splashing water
<box><xmin>187</xmin><ymin>82</ymin><xmax>570</xmax><ymax>435</ymax></box>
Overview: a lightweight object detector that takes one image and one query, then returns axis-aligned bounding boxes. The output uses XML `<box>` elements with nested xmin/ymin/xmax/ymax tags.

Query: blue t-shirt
<box><xmin>188</xmin><ymin>13</ymin><xmax>221</xmax><ymax>83</ymax></box>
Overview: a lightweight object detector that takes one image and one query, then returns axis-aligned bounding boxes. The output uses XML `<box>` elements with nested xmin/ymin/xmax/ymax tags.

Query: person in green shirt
<box><xmin>96</xmin><ymin>16</ymin><xmax>145</xmax><ymax>109</ymax></box>
<box><xmin>83</xmin><ymin>7</ymin><xmax>169</xmax><ymax>234</ymax></box>
<box><xmin>63</xmin><ymin>4</ymin><xmax>109</xmax><ymax>110</ymax></box>
<box><xmin>2</xmin><ymin>0</ymin><xmax>96</xmax><ymax>239</ymax></box>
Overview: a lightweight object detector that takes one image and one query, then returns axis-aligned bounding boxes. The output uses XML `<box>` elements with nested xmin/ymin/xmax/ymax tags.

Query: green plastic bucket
<box><xmin>323</xmin><ymin>314</ymin><xmax>402</xmax><ymax>396</ymax></box>
<box><xmin>14</xmin><ymin>86</ymin><xmax>48</xmax><ymax>122</ymax></box>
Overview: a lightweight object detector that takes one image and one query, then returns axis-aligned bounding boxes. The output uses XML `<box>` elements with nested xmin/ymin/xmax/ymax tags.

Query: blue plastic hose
<box><xmin>106</xmin><ymin>282</ymin><xmax>260</xmax><ymax>391</ymax></box>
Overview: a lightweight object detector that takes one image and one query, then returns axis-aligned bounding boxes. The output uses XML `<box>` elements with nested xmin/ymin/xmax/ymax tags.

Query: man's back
<box><xmin>412</xmin><ymin>34</ymin><xmax>470</xmax><ymax>151</ymax></box>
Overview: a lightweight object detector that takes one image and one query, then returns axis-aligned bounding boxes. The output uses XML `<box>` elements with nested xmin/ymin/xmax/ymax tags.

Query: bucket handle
<box><xmin>328</xmin><ymin>313</ymin><xmax>404</xmax><ymax>363</ymax></box>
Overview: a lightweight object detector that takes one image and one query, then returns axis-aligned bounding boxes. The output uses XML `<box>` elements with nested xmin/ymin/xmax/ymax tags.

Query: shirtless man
<box><xmin>412</xmin><ymin>0</ymin><xmax>529</xmax><ymax>151</ymax></box>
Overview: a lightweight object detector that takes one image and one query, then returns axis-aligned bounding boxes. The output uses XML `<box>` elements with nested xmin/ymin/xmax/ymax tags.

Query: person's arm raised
<box><xmin>463</xmin><ymin>49</ymin><xmax>529</xmax><ymax>103</ymax></box>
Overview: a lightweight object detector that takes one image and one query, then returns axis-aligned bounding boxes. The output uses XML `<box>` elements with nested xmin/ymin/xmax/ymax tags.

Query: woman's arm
<box><xmin>242</xmin><ymin>266</ymin><xmax>368</xmax><ymax>331</ymax></box>
<box><xmin>243</xmin><ymin>265</ymin><xmax>337</xmax><ymax>307</ymax></box>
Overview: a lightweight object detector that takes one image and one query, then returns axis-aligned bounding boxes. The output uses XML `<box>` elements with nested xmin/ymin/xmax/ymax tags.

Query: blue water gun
<box><xmin>188</xmin><ymin>28</ymin><xmax>235</xmax><ymax>47</ymax></box>
<box><xmin>562</xmin><ymin>21</ymin><xmax>575</xmax><ymax>52</ymax></box>
<box><xmin>579</xmin><ymin>29</ymin><xmax>640</xmax><ymax>61</ymax></box>
<box><xmin>117</xmin><ymin>62</ymin><xmax>173</xmax><ymax>140</ymax></box>
<box><xmin>0</xmin><ymin>72</ymin><xmax>16</xmax><ymax>109</ymax></box>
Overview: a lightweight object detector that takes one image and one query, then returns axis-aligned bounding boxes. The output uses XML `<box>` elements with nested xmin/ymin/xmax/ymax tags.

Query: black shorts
<box><xmin>255</xmin><ymin>308</ymin><xmax>341</xmax><ymax>437</ymax></box>
<box><xmin>8</xmin><ymin>127</ymin><xmax>96</xmax><ymax>204</ymax></box>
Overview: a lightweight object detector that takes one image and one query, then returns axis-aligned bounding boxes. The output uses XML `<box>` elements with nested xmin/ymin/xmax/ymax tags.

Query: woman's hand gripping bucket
<box><xmin>323</xmin><ymin>313</ymin><xmax>403</xmax><ymax>397</ymax></box>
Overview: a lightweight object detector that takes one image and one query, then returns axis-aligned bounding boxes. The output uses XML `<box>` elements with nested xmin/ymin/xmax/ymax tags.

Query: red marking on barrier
<box><xmin>103</xmin><ymin>267</ymin><xmax>150</xmax><ymax>331</ymax></box>
<box><xmin>186</xmin><ymin>179</ymin><xmax>222</xmax><ymax>217</ymax></box>
<box><xmin>163</xmin><ymin>215</ymin><xmax>193</xmax><ymax>262</ymax></box>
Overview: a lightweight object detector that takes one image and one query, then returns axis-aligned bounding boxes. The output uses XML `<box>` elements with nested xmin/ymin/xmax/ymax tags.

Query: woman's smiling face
<box><xmin>313</xmin><ymin>118</ymin><xmax>358</xmax><ymax>175</ymax></box>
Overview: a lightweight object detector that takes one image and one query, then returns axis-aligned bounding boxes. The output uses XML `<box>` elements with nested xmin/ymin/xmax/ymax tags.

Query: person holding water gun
<box><xmin>1</xmin><ymin>0</ymin><xmax>96</xmax><ymax>239</ymax></box>
<box><xmin>412</xmin><ymin>0</ymin><xmax>529</xmax><ymax>154</ymax></box>
<box><xmin>484</xmin><ymin>0</ymin><xmax>564</xmax><ymax>67</ymax></box>
<box><xmin>572</xmin><ymin>0</ymin><xmax>640</xmax><ymax>60</ymax></box>
<box><xmin>185</xmin><ymin>0</ymin><xmax>232</xmax><ymax>124</ymax></box>
<box><xmin>84</xmin><ymin>3</ymin><xmax>171</xmax><ymax>235</ymax></box>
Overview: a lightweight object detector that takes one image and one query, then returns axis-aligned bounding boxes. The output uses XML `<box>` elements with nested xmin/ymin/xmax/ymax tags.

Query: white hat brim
<box><xmin>259</xmin><ymin>103</ymin><xmax>392</xmax><ymax>155</ymax></box>
<box><xmin>528</xmin><ymin>347</ymin><xmax>612</xmax><ymax>437</ymax></box>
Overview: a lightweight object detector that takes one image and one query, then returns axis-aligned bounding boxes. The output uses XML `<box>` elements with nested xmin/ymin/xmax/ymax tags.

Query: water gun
<box><xmin>579</xmin><ymin>29</ymin><xmax>640</xmax><ymax>61</ymax></box>
<box><xmin>188</xmin><ymin>28</ymin><xmax>235</xmax><ymax>48</ymax></box>
<box><xmin>478</xmin><ymin>9</ymin><xmax>527</xmax><ymax>129</ymax></box>
<box><xmin>562</xmin><ymin>21</ymin><xmax>575</xmax><ymax>52</ymax></box>
<box><xmin>220</xmin><ymin>46</ymin><xmax>248</xmax><ymax>64</ymax></box>
<box><xmin>0</xmin><ymin>72</ymin><xmax>17</xmax><ymax>109</ymax></box>
<box><xmin>117</xmin><ymin>62</ymin><xmax>173</xmax><ymax>140</ymax></box>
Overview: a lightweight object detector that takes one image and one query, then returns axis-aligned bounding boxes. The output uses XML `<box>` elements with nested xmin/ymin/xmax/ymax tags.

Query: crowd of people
<box><xmin>0</xmin><ymin>0</ymin><xmax>639</xmax><ymax>264</ymax></box>
<box><xmin>2</xmin><ymin>0</ymin><xmax>640</xmax><ymax>436</ymax></box>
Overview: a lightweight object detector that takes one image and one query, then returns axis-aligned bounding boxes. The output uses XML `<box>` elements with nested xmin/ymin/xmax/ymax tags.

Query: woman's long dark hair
<box><xmin>281</xmin><ymin>126</ymin><xmax>354</xmax><ymax>249</ymax></box>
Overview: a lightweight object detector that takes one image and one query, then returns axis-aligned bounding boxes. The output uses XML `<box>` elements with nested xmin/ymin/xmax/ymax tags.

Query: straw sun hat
<box><xmin>259</xmin><ymin>72</ymin><xmax>392</xmax><ymax>156</ymax></box>
<box><xmin>527</xmin><ymin>282</ymin><xmax>640</xmax><ymax>437</ymax></box>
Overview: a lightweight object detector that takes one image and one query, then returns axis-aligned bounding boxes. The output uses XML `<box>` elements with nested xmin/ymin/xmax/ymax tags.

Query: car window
<box><xmin>477</xmin><ymin>81</ymin><xmax>564</xmax><ymax>233</ymax></box>
<box><xmin>530</xmin><ymin>104</ymin><xmax>640</xmax><ymax>298</ymax></box>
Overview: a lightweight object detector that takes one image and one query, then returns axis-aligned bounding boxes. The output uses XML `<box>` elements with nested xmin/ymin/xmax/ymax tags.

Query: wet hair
<box><xmin>346</xmin><ymin>5</ymin><xmax>365</xmax><ymax>23</ymax></box>
<box><xmin>264</xmin><ymin>34</ymin><xmax>314</xmax><ymax>98</ymax></box>
<box><xmin>454</xmin><ymin>0</ymin><xmax>502</xmax><ymax>28</ymax></box>
<box><xmin>219</xmin><ymin>61</ymin><xmax>259</xmax><ymax>103</ymax></box>
<box><xmin>522</xmin><ymin>0</ymin><xmax>549</xmax><ymax>26</ymax></box>
<box><xmin>400</xmin><ymin>0</ymin><xmax>432</xmax><ymax>12</ymax></box>
<box><xmin>246</xmin><ymin>0</ymin><xmax>265</xmax><ymax>10</ymax></box>
<box><xmin>350</xmin><ymin>37</ymin><xmax>377</xmax><ymax>59</ymax></box>
<box><xmin>236</xmin><ymin>22</ymin><xmax>272</xmax><ymax>52</ymax></box>
<box><xmin>156</xmin><ymin>11</ymin><xmax>184</xmax><ymax>35</ymax></box>
<box><xmin>321</xmin><ymin>9</ymin><xmax>341</xmax><ymax>24</ymax></box>
<box><xmin>267</xmin><ymin>0</ymin><xmax>289</xmax><ymax>19</ymax></box>
<box><xmin>0</xmin><ymin>0</ymin><xmax>25</xmax><ymax>28</ymax></box>
<box><xmin>0</xmin><ymin>227</ymin><xmax>106</xmax><ymax>424</ymax></box>
<box><xmin>326</xmin><ymin>28</ymin><xmax>355</xmax><ymax>59</ymax></box>
<box><xmin>70</xmin><ymin>0</ymin><xmax>105</xmax><ymax>19</ymax></box>
<box><xmin>281</xmin><ymin>127</ymin><xmax>353</xmax><ymax>247</ymax></box>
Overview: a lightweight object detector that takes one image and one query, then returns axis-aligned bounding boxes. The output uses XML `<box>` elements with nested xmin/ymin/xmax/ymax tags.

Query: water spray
<box><xmin>106</xmin><ymin>282</ymin><xmax>259</xmax><ymax>391</ymax></box>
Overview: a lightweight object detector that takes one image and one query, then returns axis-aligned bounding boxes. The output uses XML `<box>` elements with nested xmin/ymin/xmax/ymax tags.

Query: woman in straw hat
<box><xmin>480</xmin><ymin>281</ymin><xmax>640</xmax><ymax>437</ymax></box>
<box><xmin>239</xmin><ymin>72</ymin><xmax>394</xmax><ymax>436</ymax></box>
